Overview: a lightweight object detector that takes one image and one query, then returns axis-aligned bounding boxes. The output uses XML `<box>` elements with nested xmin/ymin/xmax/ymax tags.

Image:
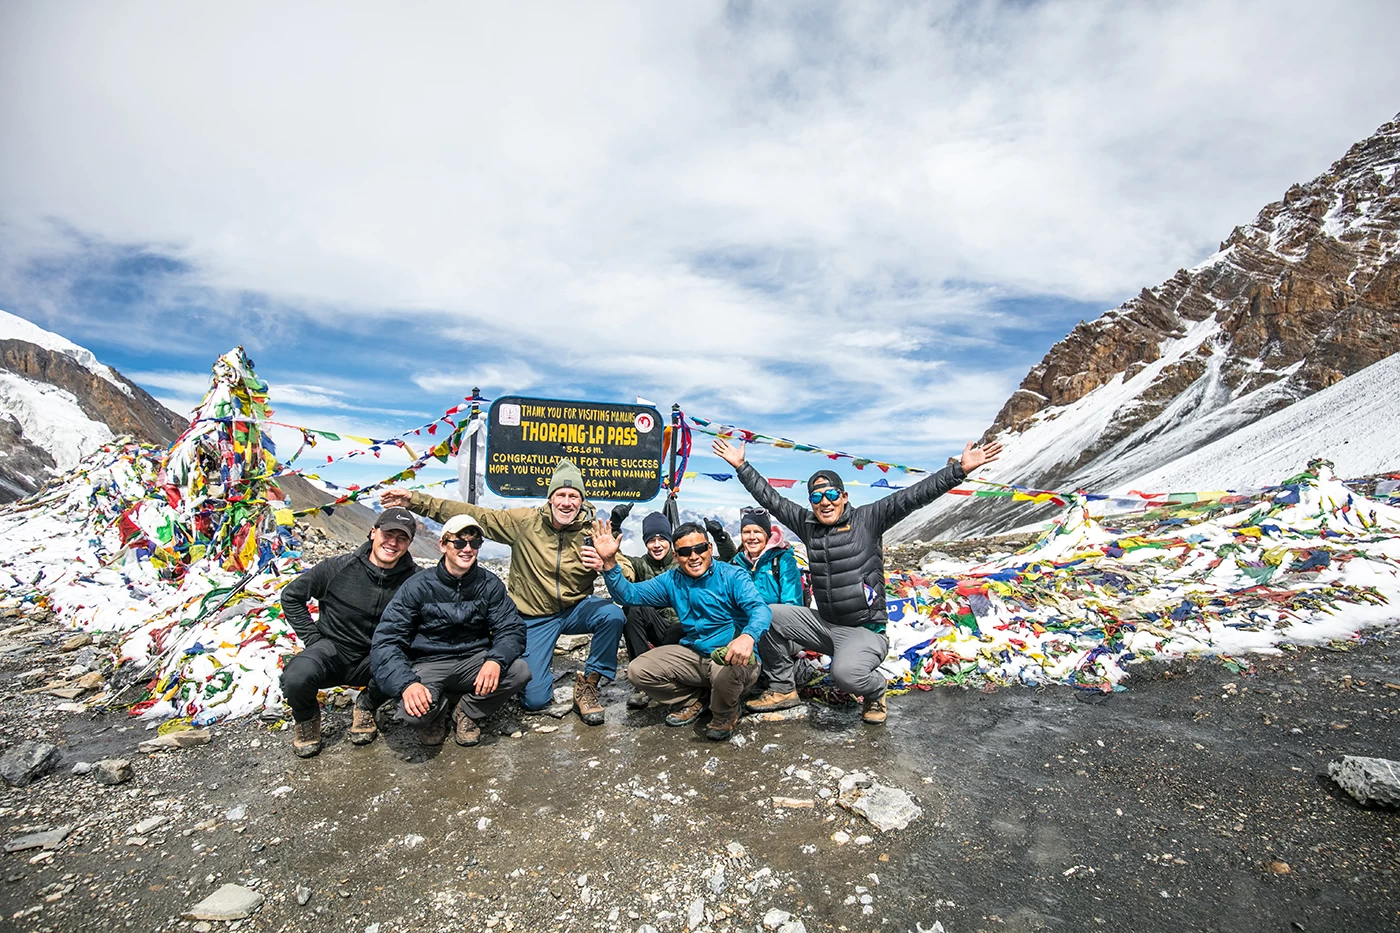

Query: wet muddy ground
<box><xmin>2</xmin><ymin>619</ymin><xmax>1399</xmax><ymax>933</ymax></box>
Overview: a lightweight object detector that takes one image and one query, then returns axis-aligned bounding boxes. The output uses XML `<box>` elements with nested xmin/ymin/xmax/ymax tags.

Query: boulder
<box><xmin>1328</xmin><ymin>755</ymin><xmax>1400</xmax><ymax>807</ymax></box>
<box><xmin>93</xmin><ymin>758</ymin><xmax>134</xmax><ymax>785</ymax></box>
<box><xmin>0</xmin><ymin>741</ymin><xmax>61</xmax><ymax>786</ymax></box>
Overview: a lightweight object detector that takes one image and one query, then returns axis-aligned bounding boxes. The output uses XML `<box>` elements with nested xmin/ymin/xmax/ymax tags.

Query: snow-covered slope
<box><xmin>1117</xmin><ymin>350</ymin><xmax>1400</xmax><ymax>493</ymax></box>
<box><xmin>0</xmin><ymin>309</ymin><xmax>130</xmax><ymax>395</ymax></box>
<box><xmin>0</xmin><ymin>371</ymin><xmax>114</xmax><ymax>470</ymax></box>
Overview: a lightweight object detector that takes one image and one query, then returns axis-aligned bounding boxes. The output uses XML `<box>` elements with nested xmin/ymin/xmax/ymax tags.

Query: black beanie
<box><xmin>740</xmin><ymin>508</ymin><xmax>771</xmax><ymax>533</ymax></box>
<box><xmin>641</xmin><ymin>511</ymin><xmax>673</xmax><ymax>544</ymax></box>
<box><xmin>808</xmin><ymin>469</ymin><xmax>845</xmax><ymax>495</ymax></box>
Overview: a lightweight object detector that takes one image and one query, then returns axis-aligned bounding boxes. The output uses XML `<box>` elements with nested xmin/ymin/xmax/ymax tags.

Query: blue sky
<box><xmin>2</xmin><ymin>2</ymin><xmax>1398</xmax><ymax>516</ymax></box>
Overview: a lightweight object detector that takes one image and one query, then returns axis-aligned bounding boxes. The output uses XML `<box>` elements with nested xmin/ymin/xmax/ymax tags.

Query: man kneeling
<box><xmin>371</xmin><ymin>515</ymin><xmax>530</xmax><ymax>746</ymax></box>
<box><xmin>584</xmin><ymin>519</ymin><xmax>770</xmax><ymax>741</ymax></box>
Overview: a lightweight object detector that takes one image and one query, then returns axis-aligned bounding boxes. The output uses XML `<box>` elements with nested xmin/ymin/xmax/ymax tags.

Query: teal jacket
<box><xmin>731</xmin><ymin>545</ymin><xmax>804</xmax><ymax>606</ymax></box>
<box><xmin>602</xmin><ymin>561</ymin><xmax>771</xmax><ymax>656</ymax></box>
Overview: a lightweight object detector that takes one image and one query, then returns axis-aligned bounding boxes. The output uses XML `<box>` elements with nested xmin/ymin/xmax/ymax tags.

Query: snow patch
<box><xmin>0</xmin><ymin>309</ymin><xmax>132</xmax><ymax>396</ymax></box>
<box><xmin>0</xmin><ymin>371</ymin><xmax>114</xmax><ymax>470</ymax></box>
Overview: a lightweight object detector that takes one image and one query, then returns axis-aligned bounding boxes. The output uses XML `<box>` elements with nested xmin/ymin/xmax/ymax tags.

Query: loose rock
<box><xmin>0</xmin><ymin>741</ymin><xmax>61</xmax><ymax>786</ymax></box>
<box><xmin>838</xmin><ymin>781</ymin><xmax>923</xmax><ymax>831</ymax></box>
<box><xmin>93</xmin><ymin>758</ymin><xmax>133</xmax><ymax>785</ymax></box>
<box><xmin>3</xmin><ymin>826</ymin><xmax>71</xmax><ymax>853</ymax></box>
<box><xmin>1327</xmin><ymin>755</ymin><xmax>1400</xmax><ymax>807</ymax></box>
<box><xmin>137</xmin><ymin>728</ymin><xmax>212</xmax><ymax>752</ymax></box>
<box><xmin>183</xmin><ymin>883</ymin><xmax>265</xmax><ymax>921</ymax></box>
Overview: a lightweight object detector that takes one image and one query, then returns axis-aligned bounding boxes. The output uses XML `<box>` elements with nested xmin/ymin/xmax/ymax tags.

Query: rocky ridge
<box><xmin>896</xmin><ymin>113</ymin><xmax>1400</xmax><ymax>542</ymax></box>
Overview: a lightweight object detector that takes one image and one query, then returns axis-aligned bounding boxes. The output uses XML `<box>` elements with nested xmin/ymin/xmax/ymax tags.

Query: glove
<box><xmin>610</xmin><ymin>503</ymin><xmax>634</xmax><ymax>536</ymax></box>
<box><xmin>710</xmin><ymin>645</ymin><xmax>759</xmax><ymax>667</ymax></box>
<box><xmin>704</xmin><ymin>518</ymin><xmax>725</xmax><ymax>538</ymax></box>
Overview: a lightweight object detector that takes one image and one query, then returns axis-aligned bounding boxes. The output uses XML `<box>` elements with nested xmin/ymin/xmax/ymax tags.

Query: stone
<box><xmin>183</xmin><ymin>883</ymin><xmax>264</xmax><ymax>921</ymax></box>
<box><xmin>838</xmin><ymin>781</ymin><xmax>923</xmax><ymax>832</ymax></box>
<box><xmin>707</xmin><ymin>866</ymin><xmax>726</xmax><ymax>894</ymax></box>
<box><xmin>771</xmin><ymin>797</ymin><xmax>816</xmax><ymax>809</ymax></box>
<box><xmin>296</xmin><ymin>884</ymin><xmax>312</xmax><ymax>905</ymax></box>
<box><xmin>60</xmin><ymin>634</ymin><xmax>92</xmax><ymax>652</ymax></box>
<box><xmin>1327</xmin><ymin>755</ymin><xmax>1400</xmax><ymax>807</ymax></box>
<box><xmin>47</xmin><ymin>686</ymin><xmax>85</xmax><ymax>699</ymax></box>
<box><xmin>193</xmin><ymin>923</ymin><xmax>212</xmax><ymax>933</ymax></box>
<box><xmin>777</xmin><ymin>922</ymin><xmax>808</xmax><ymax>933</ymax></box>
<box><xmin>93</xmin><ymin>758</ymin><xmax>133</xmax><ymax>785</ymax></box>
<box><xmin>686</xmin><ymin>896</ymin><xmax>705</xmax><ymax>930</ymax></box>
<box><xmin>130</xmin><ymin>815</ymin><xmax>168</xmax><ymax>835</ymax></box>
<box><xmin>137</xmin><ymin>728</ymin><xmax>211</xmax><ymax>752</ymax></box>
<box><xmin>3</xmin><ymin>826</ymin><xmax>71</xmax><ymax>853</ymax></box>
<box><xmin>71</xmin><ymin>761</ymin><xmax>93</xmax><ymax>775</ymax></box>
<box><xmin>225</xmin><ymin>805</ymin><xmax>247</xmax><ymax>821</ymax></box>
<box><xmin>75</xmin><ymin>671</ymin><xmax>104</xmax><ymax>692</ymax></box>
<box><xmin>725</xmin><ymin>841</ymin><xmax>746</xmax><ymax>859</ymax></box>
<box><xmin>0</xmin><ymin>741</ymin><xmax>61</xmax><ymax>786</ymax></box>
<box><xmin>763</xmin><ymin>908</ymin><xmax>792</xmax><ymax>929</ymax></box>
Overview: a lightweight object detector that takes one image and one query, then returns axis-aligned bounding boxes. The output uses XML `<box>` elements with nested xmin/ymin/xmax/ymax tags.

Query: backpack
<box><xmin>770</xmin><ymin>550</ymin><xmax>815</xmax><ymax>608</ymax></box>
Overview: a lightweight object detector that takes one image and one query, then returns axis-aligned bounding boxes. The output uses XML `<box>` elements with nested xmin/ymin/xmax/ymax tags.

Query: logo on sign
<box><xmin>635</xmin><ymin>412</ymin><xmax>655</xmax><ymax>433</ymax></box>
<box><xmin>498</xmin><ymin>404</ymin><xmax>521</xmax><ymax>427</ymax></box>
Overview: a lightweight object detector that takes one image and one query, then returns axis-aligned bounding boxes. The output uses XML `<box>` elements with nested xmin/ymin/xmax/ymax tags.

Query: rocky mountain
<box><xmin>894</xmin><ymin>113</ymin><xmax>1400</xmax><ymax>542</ymax></box>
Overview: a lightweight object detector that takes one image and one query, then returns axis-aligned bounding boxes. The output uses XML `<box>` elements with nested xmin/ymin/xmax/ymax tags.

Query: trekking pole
<box><xmin>467</xmin><ymin>387</ymin><xmax>481</xmax><ymax>504</ymax></box>
<box><xmin>665</xmin><ymin>403</ymin><xmax>681</xmax><ymax>528</ymax></box>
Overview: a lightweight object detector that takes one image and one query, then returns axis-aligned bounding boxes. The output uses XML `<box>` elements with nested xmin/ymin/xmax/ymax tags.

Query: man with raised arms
<box><xmin>583</xmin><ymin>518</ymin><xmax>771</xmax><ymax>741</ymax></box>
<box><xmin>712</xmin><ymin>437</ymin><xmax>1003</xmax><ymax>724</ymax></box>
<box><xmin>380</xmin><ymin>458</ymin><xmax>632</xmax><ymax>724</ymax></box>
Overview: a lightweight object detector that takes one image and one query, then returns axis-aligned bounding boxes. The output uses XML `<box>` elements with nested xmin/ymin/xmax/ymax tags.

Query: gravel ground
<box><xmin>2</xmin><ymin>596</ymin><xmax>1399</xmax><ymax>932</ymax></box>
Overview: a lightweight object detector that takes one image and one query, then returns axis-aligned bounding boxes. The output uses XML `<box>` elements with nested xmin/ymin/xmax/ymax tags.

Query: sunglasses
<box><xmin>674</xmin><ymin>541</ymin><xmax>711</xmax><ymax>558</ymax></box>
<box><xmin>809</xmin><ymin>488</ymin><xmax>843</xmax><ymax>504</ymax></box>
<box><xmin>445</xmin><ymin>535</ymin><xmax>484</xmax><ymax>551</ymax></box>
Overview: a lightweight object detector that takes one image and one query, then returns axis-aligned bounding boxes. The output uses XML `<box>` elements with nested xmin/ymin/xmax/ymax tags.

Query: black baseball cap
<box><xmin>375</xmin><ymin>507</ymin><xmax>417</xmax><ymax>539</ymax></box>
<box><xmin>807</xmin><ymin>470</ymin><xmax>845</xmax><ymax>495</ymax></box>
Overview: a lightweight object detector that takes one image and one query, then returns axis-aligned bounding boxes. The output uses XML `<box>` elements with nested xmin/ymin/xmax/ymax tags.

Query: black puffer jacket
<box><xmin>736</xmin><ymin>461</ymin><xmax>966</xmax><ymax>631</ymax></box>
<box><xmin>370</xmin><ymin>559</ymin><xmax>526</xmax><ymax>698</ymax></box>
<box><xmin>280</xmin><ymin>542</ymin><xmax>418</xmax><ymax>654</ymax></box>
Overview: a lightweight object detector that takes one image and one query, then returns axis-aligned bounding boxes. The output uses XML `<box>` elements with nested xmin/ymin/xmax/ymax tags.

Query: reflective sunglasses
<box><xmin>674</xmin><ymin>541</ymin><xmax>711</xmax><ymax>558</ymax></box>
<box><xmin>809</xmin><ymin>488</ymin><xmax>842</xmax><ymax>504</ymax></box>
<box><xmin>445</xmin><ymin>535</ymin><xmax>484</xmax><ymax>551</ymax></box>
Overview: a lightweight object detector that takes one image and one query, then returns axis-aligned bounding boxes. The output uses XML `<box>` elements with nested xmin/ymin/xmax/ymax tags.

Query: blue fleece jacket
<box><xmin>731</xmin><ymin>545</ymin><xmax>804</xmax><ymax>606</ymax></box>
<box><xmin>602</xmin><ymin>560</ymin><xmax>771</xmax><ymax>656</ymax></box>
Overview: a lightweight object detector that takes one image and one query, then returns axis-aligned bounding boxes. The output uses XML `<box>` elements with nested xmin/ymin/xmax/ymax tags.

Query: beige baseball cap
<box><xmin>440</xmin><ymin>514</ymin><xmax>485</xmax><ymax>539</ymax></box>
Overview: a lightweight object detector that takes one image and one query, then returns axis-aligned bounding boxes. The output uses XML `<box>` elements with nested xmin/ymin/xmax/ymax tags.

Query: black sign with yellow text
<box><xmin>485</xmin><ymin>396</ymin><xmax>664</xmax><ymax>500</ymax></box>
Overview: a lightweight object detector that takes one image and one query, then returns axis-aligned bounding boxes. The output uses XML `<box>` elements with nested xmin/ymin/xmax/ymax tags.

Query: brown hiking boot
<box><xmin>416</xmin><ymin>715</ymin><xmax>448</xmax><ymax>746</ymax></box>
<box><xmin>349</xmin><ymin>705</ymin><xmax>378</xmax><ymax>745</ymax></box>
<box><xmin>705</xmin><ymin>711</ymin><xmax>738</xmax><ymax>741</ymax></box>
<box><xmin>573</xmin><ymin>672</ymin><xmax>605</xmax><ymax>726</ymax></box>
<box><xmin>744</xmin><ymin>689</ymin><xmax>801</xmax><ymax>713</ymax></box>
<box><xmin>292</xmin><ymin>714</ymin><xmax>322</xmax><ymax>758</ymax></box>
<box><xmin>861</xmin><ymin>694</ymin><xmax>887</xmax><ymax>725</ymax></box>
<box><xmin>664</xmin><ymin>697</ymin><xmax>707</xmax><ymax>727</ymax></box>
<box><xmin>626</xmin><ymin>689</ymin><xmax>650</xmax><ymax>710</ymax></box>
<box><xmin>453</xmin><ymin>707</ymin><xmax>482</xmax><ymax>747</ymax></box>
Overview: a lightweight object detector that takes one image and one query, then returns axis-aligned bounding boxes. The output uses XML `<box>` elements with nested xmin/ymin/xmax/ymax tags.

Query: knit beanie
<box><xmin>546</xmin><ymin>458</ymin><xmax>586</xmax><ymax>499</ymax></box>
<box><xmin>641</xmin><ymin>511</ymin><xmax>673</xmax><ymax>544</ymax></box>
<box><xmin>739</xmin><ymin>508</ymin><xmax>771</xmax><ymax>533</ymax></box>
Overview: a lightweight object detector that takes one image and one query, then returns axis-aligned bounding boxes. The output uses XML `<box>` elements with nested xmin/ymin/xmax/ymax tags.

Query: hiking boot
<box><xmin>573</xmin><ymin>672</ymin><xmax>605</xmax><ymax>726</ymax></box>
<box><xmin>416</xmin><ymin>715</ymin><xmax>448</xmax><ymax>746</ymax></box>
<box><xmin>453</xmin><ymin>707</ymin><xmax>482</xmax><ymax>747</ymax></box>
<box><xmin>744</xmin><ymin>689</ymin><xmax>801</xmax><ymax>713</ymax></box>
<box><xmin>292</xmin><ymin>714</ymin><xmax>322</xmax><ymax>758</ymax></box>
<box><xmin>664</xmin><ymin>697</ymin><xmax>707</xmax><ymax>727</ymax></box>
<box><xmin>704</xmin><ymin>711</ymin><xmax>739</xmax><ymax>741</ymax></box>
<box><xmin>861</xmin><ymin>694</ymin><xmax>888</xmax><ymax>725</ymax></box>
<box><xmin>348</xmin><ymin>704</ymin><xmax>378</xmax><ymax>745</ymax></box>
<box><xmin>626</xmin><ymin>689</ymin><xmax>650</xmax><ymax>710</ymax></box>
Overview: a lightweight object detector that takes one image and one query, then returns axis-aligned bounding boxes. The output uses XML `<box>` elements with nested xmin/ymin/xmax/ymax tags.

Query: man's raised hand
<box><xmin>582</xmin><ymin>517</ymin><xmax>621</xmax><ymax>571</ymax></box>
<box><xmin>960</xmin><ymin>439</ymin><xmax>1004</xmax><ymax>474</ymax></box>
<box><xmin>379</xmin><ymin>489</ymin><xmax>412</xmax><ymax>509</ymax></box>
<box><xmin>711</xmin><ymin>437</ymin><xmax>746</xmax><ymax>469</ymax></box>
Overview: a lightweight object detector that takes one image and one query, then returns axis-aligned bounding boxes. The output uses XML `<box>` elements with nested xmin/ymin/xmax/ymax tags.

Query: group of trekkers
<box><xmin>278</xmin><ymin>436</ymin><xmax>1001</xmax><ymax>758</ymax></box>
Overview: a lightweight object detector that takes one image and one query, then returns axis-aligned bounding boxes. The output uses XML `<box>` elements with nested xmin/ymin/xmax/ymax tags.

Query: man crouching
<box><xmin>371</xmin><ymin>515</ymin><xmax>530</xmax><ymax>746</ymax></box>
<box><xmin>583</xmin><ymin>518</ymin><xmax>771</xmax><ymax>741</ymax></box>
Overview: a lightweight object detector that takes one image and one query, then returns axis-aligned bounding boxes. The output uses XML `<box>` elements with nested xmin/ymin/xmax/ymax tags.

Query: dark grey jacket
<box><xmin>370</xmin><ymin>560</ymin><xmax>526</xmax><ymax>698</ymax></box>
<box><xmin>280</xmin><ymin>543</ymin><xmax>418</xmax><ymax>654</ymax></box>
<box><xmin>736</xmin><ymin>461</ymin><xmax>966</xmax><ymax>631</ymax></box>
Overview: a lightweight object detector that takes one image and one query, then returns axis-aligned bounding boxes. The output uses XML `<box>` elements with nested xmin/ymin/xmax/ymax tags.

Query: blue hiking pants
<box><xmin>519</xmin><ymin>596</ymin><xmax>626</xmax><ymax>710</ymax></box>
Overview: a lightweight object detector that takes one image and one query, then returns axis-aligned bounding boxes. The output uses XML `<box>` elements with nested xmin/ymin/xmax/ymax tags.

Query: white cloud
<box><xmin>2</xmin><ymin>0</ymin><xmax>1398</xmax><ymax>465</ymax></box>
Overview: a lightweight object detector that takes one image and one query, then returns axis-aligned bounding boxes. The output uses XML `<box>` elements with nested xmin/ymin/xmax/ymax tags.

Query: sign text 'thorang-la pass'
<box><xmin>485</xmin><ymin>396</ymin><xmax>664</xmax><ymax>500</ymax></box>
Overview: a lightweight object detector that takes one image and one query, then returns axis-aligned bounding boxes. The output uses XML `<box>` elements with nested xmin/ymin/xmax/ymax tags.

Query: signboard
<box><xmin>485</xmin><ymin>396</ymin><xmax>664</xmax><ymax>500</ymax></box>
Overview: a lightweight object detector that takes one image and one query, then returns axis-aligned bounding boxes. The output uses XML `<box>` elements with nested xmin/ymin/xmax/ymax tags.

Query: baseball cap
<box><xmin>441</xmin><ymin>514</ymin><xmax>485</xmax><ymax>539</ymax></box>
<box><xmin>375</xmin><ymin>507</ymin><xmax>417</xmax><ymax>539</ymax></box>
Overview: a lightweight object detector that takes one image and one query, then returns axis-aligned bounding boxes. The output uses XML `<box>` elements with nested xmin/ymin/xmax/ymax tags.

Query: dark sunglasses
<box><xmin>445</xmin><ymin>535</ymin><xmax>484</xmax><ymax>551</ymax></box>
<box><xmin>809</xmin><ymin>488</ymin><xmax>842</xmax><ymax>504</ymax></box>
<box><xmin>674</xmin><ymin>541</ymin><xmax>711</xmax><ymax>558</ymax></box>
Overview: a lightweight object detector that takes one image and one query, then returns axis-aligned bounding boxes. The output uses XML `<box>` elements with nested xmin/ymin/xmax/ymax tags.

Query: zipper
<box><xmin>555</xmin><ymin>531</ymin><xmax>564</xmax><ymax>613</ymax></box>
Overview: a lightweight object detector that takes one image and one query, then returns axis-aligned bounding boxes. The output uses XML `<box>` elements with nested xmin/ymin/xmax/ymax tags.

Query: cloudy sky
<box><xmin>1</xmin><ymin>1</ymin><xmax>1397</xmax><ymax>510</ymax></box>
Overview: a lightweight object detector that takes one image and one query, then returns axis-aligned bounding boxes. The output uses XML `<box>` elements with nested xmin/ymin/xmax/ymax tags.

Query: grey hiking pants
<box><xmin>395</xmin><ymin>653</ymin><xmax>531</xmax><ymax>727</ymax></box>
<box><xmin>627</xmin><ymin>644</ymin><xmax>759</xmax><ymax>722</ymax></box>
<box><xmin>756</xmin><ymin>604</ymin><xmax>890</xmax><ymax>699</ymax></box>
